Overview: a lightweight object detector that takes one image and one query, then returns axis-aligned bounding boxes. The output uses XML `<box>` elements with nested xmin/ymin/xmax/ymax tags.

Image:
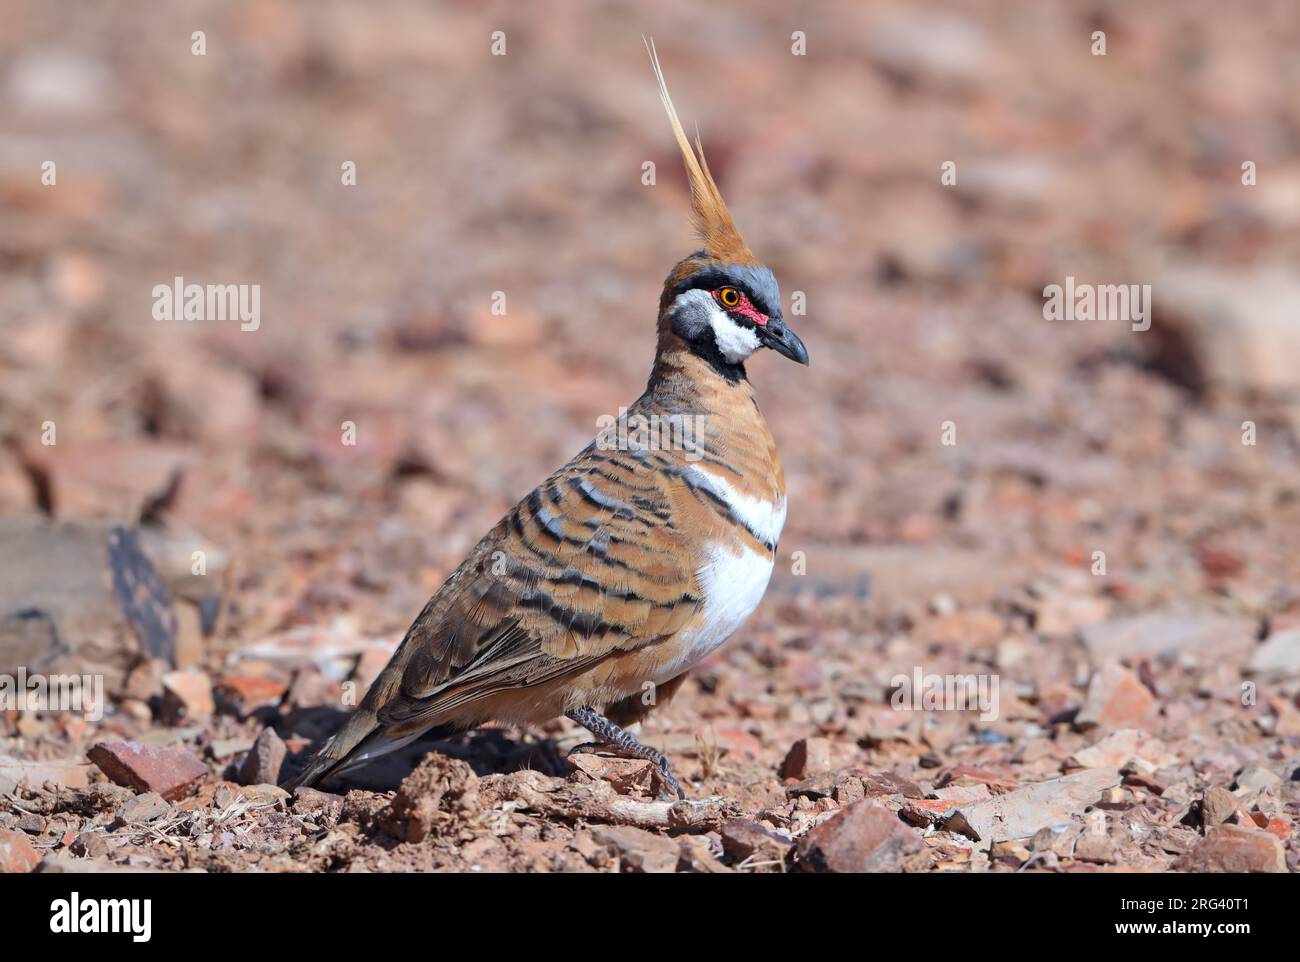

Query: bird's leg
<box><xmin>565</xmin><ymin>705</ymin><xmax>685</xmax><ymax>799</ymax></box>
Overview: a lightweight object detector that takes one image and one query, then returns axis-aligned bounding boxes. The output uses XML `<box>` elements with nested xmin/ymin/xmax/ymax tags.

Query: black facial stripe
<box><xmin>670</xmin><ymin>264</ymin><xmax>781</xmax><ymax>321</ymax></box>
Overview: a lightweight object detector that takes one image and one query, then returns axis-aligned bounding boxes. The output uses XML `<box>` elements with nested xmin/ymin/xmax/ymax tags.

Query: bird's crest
<box><xmin>645</xmin><ymin>37</ymin><xmax>758</xmax><ymax>267</ymax></box>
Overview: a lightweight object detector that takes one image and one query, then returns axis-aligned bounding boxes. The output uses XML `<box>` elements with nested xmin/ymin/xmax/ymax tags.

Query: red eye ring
<box><xmin>718</xmin><ymin>287</ymin><xmax>741</xmax><ymax>309</ymax></box>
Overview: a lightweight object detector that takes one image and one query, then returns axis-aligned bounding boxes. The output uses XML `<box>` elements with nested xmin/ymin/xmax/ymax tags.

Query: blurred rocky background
<box><xmin>1</xmin><ymin>1</ymin><xmax>1299</xmax><ymax>873</ymax></box>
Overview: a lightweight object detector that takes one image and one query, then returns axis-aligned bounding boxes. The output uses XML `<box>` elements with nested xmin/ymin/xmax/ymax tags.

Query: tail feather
<box><xmin>282</xmin><ymin>706</ymin><xmax>383</xmax><ymax>790</ymax></box>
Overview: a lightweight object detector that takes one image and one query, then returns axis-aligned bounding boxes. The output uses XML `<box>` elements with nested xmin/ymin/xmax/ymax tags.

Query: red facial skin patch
<box><xmin>713</xmin><ymin>289</ymin><xmax>767</xmax><ymax>326</ymax></box>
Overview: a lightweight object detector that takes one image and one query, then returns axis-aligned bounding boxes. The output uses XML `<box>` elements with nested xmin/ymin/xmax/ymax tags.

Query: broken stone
<box><xmin>1245</xmin><ymin>629</ymin><xmax>1300</xmax><ymax>680</ymax></box>
<box><xmin>380</xmin><ymin>753</ymin><xmax>480</xmax><ymax>843</ymax></box>
<box><xmin>1233</xmin><ymin>767</ymin><xmax>1281</xmax><ymax>801</ymax></box>
<box><xmin>786</xmin><ymin>772</ymin><xmax>837</xmax><ymax>799</ymax></box>
<box><xmin>780</xmin><ymin>737</ymin><xmax>833</xmax><ymax>780</ymax></box>
<box><xmin>292</xmin><ymin>787</ymin><xmax>345</xmax><ymax>824</ymax></box>
<box><xmin>719</xmin><ymin>818</ymin><xmax>792</xmax><ymax>866</ymax></box>
<box><xmin>1176</xmin><ymin>824</ymin><xmax>1287</xmax><ymax>873</ymax></box>
<box><xmin>1075</xmin><ymin>664</ymin><xmax>1156</xmax><ymax>730</ymax></box>
<box><xmin>945</xmin><ymin>768</ymin><xmax>1121</xmax><ymax>844</ymax></box>
<box><xmin>1200</xmin><ymin>786</ymin><xmax>1243</xmax><ymax>828</ymax></box>
<box><xmin>87</xmin><ymin>740</ymin><xmax>209</xmax><ymax>801</ymax></box>
<box><xmin>567</xmin><ymin>752</ymin><xmax>657</xmax><ymax>796</ymax></box>
<box><xmin>160</xmin><ymin>668</ymin><xmax>214</xmax><ymax>724</ymax></box>
<box><xmin>990</xmin><ymin>838</ymin><xmax>1031</xmax><ymax>867</ymax></box>
<box><xmin>69</xmin><ymin>832</ymin><xmax>108</xmax><ymax>858</ymax></box>
<box><xmin>236</xmin><ymin>727</ymin><xmax>287</xmax><ymax>786</ymax></box>
<box><xmin>0</xmin><ymin>828</ymin><xmax>40</xmax><ymax>873</ymax></box>
<box><xmin>592</xmin><ymin>825</ymin><xmax>681</xmax><ymax>873</ymax></box>
<box><xmin>485</xmin><ymin>768</ymin><xmax>727</xmax><ymax>831</ymax></box>
<box><xmin>112</xmin><ymin>791</ymin><xmax>171</xmax><ymax>828</ymax></box>
<box><xmin>1073</xmin><ymin>833</ymin><xmax>1117</xmax><ymax>864</ymax></box>
<box><xmin>239</xmin><ymin>784</ymin><xmax>290</xmax><ymax>806</ymax></box>
<box><xmin>795</xmin><ymin>801</ymin><xmax>926</xmax><ymax>873</ymax></box>
<box><xmin>214</xmin><ymin>673</ymin><xmax>288</xmax><ymax>715</ymax></box>
<box><xmin>900</xmin><ymin>797</ymin><xmax>960</xmax><ymax>827</ymax></box>
<box><xmin>932</xmin><ymin>783</ymin><xmax>992</xmax><ymax>805</ymax></box>
<box><xmin>677</xmin><ymin>834</ymin><xmax>732</xmax><ymax>873</ymax></box>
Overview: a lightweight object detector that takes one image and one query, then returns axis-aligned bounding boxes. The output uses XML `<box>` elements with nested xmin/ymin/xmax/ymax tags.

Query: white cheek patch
<box><xmin>668</xmin><ymin>289</ymin><xmax>761</xmax><ymax>364</ymax></box>
<box><xmin>710</xmin><ymin>308</ymin><xmax>760</xmax><ymax>364</ymax></box>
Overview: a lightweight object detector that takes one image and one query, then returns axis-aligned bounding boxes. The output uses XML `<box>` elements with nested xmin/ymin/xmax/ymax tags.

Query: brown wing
<box><xmin>375</xmin><ymin>442</ymin><xmax>702</xmax><ymax>729</ymax></box>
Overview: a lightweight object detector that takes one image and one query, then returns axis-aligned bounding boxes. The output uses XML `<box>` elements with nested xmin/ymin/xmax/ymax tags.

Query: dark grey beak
<box><xmin>761</xmin><ymin>317</ymin><xmax>809</xmax><ymax>366</ymax></box>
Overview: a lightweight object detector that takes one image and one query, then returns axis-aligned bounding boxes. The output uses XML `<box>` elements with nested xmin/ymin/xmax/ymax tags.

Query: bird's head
<box><xmin>647</xmin><ymin>40</ymin><xmax>809</xmax><ymax>376</ymax></box>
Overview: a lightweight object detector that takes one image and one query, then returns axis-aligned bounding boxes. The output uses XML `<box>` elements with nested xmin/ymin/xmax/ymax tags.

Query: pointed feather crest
<box><xmin>645</xmin><ymin>37</ymin><xmax>757</xmax><ymax>266</ymax></box>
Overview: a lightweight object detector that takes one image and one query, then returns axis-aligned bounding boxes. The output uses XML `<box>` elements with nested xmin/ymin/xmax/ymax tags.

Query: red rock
<box><xmin>1194</xmin><ymin>544</ymin><xmax>1244</xmax><ymax>579</ymax></box>
<box><xmin>1075</xmin><ymin>663</ymin><xmax>1156</xmax><ymax>730</ymax></box>
<box><xmin>591</xmin><ymin>825</ymin><xmax>680</xmax><ymax>873</ymax></box>
<box><xmin>861</xmin><ymin>770</ymin><xmax>925</xmax><ymax>798</ymax></box>
<box><xmin>69</xmin><ymin>832</ymin><xmax>108</xmax><ymax>859</ymax></box>
<box><xmin>780</xmin><ymin>737</ymin><xmax>832</xmax><ymax>780</ymax></box>
<box><xmin>237</xmin><ymin>727</ymin><xmax>287</xmax><ymax>786</ymax></box>
<box><xmin>1258</xmin><ymin>815</ymin><xmax>1292</xmax><ymax>841</ymax></box>
<box><xmin>567</xmin><ymin>753</ymin><xmax>658</xmax><ymax>796</ymax></box>
<box><xmin>87</xmin><ymin>740</ymin><xmax>209</xmax><ymax>801</ymax></box>
<box><xmin>0</xmin><ymin>829</ymin><xmax>40</xmax><ymax>873</ymax></box>
<box><xmin>795</xmin><ymin>801</ymin><xmax>926</xmax><ymax>873</ymax></box>
<box><xmin>935</xmin><ymin>765</ymin><xmax>1019</xmax><ymax>793</ymax></box>
<box><xmin>1200</xmin><ymin>786</ymin><xmax>1244</xmax><ymax>827</ymax></box>
<box><xmin>112</xmin><ymin>792</ymin><xmax>172</xmax><ymax>828</ymax></box>
<box><xmin>380</xmin><ymin>754</ymin><xmax>480</xmax><ymax>843</ymax></box>
<box><xmin>1073</xmin><ymin>834</ymin><xmax>1117</xmax><ymax>864</ymax></box>
<box><xmin>160</xmin><ymin>668</ymin><xmax>214</xmax><ymax>724</ymax></box>
<box><xmin>214</xmin><ymin>674</ymin><xmax>287</xmax><ymax>714</ymax></box>
<box><xmin>900</xmin><ymin>797</ymin><xmax>959</xmax><ymax>827</ymax></box>
<box><xmin>292</xmin><ymin>787</ymin><xmax>345</xmax><ymax>823</ymax></box>
<box><xmin>1176</xmin><ymin>825</ymin><xmax>1287</xmax><ymax>873</ymax></box>
<box><xmin>719</xmin><ymin>819</ymin><xmax>792</xmax><ymax>865</ymax></box>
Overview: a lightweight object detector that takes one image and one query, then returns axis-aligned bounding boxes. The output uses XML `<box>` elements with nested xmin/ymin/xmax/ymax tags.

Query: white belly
<box><xmin>658</xmin><ymin>489</ymin><xmax>786</xmax><ymax>682</ymax></box>
<box><xmin>664</xmin><ymin>543</ymin><xmax>775</xmax><ymax>677</ymax></box>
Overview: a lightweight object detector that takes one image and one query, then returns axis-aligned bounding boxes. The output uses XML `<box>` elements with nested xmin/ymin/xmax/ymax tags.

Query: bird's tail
<box><xmin>282</xmin><ymin>656</ymin><xmax>422</xmax><ymax>790</ymax></box>
<box><xmin>282</xmin><ymin>704</ymin><xmax>384</xmax><ymax>790</ymax></box>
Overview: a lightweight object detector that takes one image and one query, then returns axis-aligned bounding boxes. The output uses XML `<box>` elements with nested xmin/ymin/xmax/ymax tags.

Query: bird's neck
<box><xmin>647</xmin><ymin>330</ymin><xmax>752</xmax><ymax>407</ymax></box>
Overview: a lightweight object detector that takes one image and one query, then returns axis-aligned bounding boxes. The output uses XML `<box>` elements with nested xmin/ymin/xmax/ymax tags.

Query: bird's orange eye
<box><xmin>718</xmin><ymin>287</ymin><xmax>741</xmax><ymax>308</ymax></box>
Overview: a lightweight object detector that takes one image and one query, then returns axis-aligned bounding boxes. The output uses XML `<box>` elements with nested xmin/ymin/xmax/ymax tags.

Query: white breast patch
<box><xmin>655</xmin><ymin>474</ymin><xmax>786</xmax><ymax>681</ymax></box>
<box><xmin>687</xmin><ymin>465</ymin><xmax>787</xmax><ymax>548</ymax></box>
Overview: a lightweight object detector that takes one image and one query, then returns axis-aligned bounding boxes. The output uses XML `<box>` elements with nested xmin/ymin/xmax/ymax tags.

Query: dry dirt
<box><xmin>2</xmin><ymin>1</ymin><xmax>1300</xmax><ymax>872</ymax></box>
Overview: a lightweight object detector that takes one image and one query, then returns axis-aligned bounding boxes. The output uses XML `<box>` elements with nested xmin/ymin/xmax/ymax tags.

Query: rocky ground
<box><xmin>3</xmin><ymin>2</ymin><xmax>1300</xmax><ymax>872</ymax></box>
